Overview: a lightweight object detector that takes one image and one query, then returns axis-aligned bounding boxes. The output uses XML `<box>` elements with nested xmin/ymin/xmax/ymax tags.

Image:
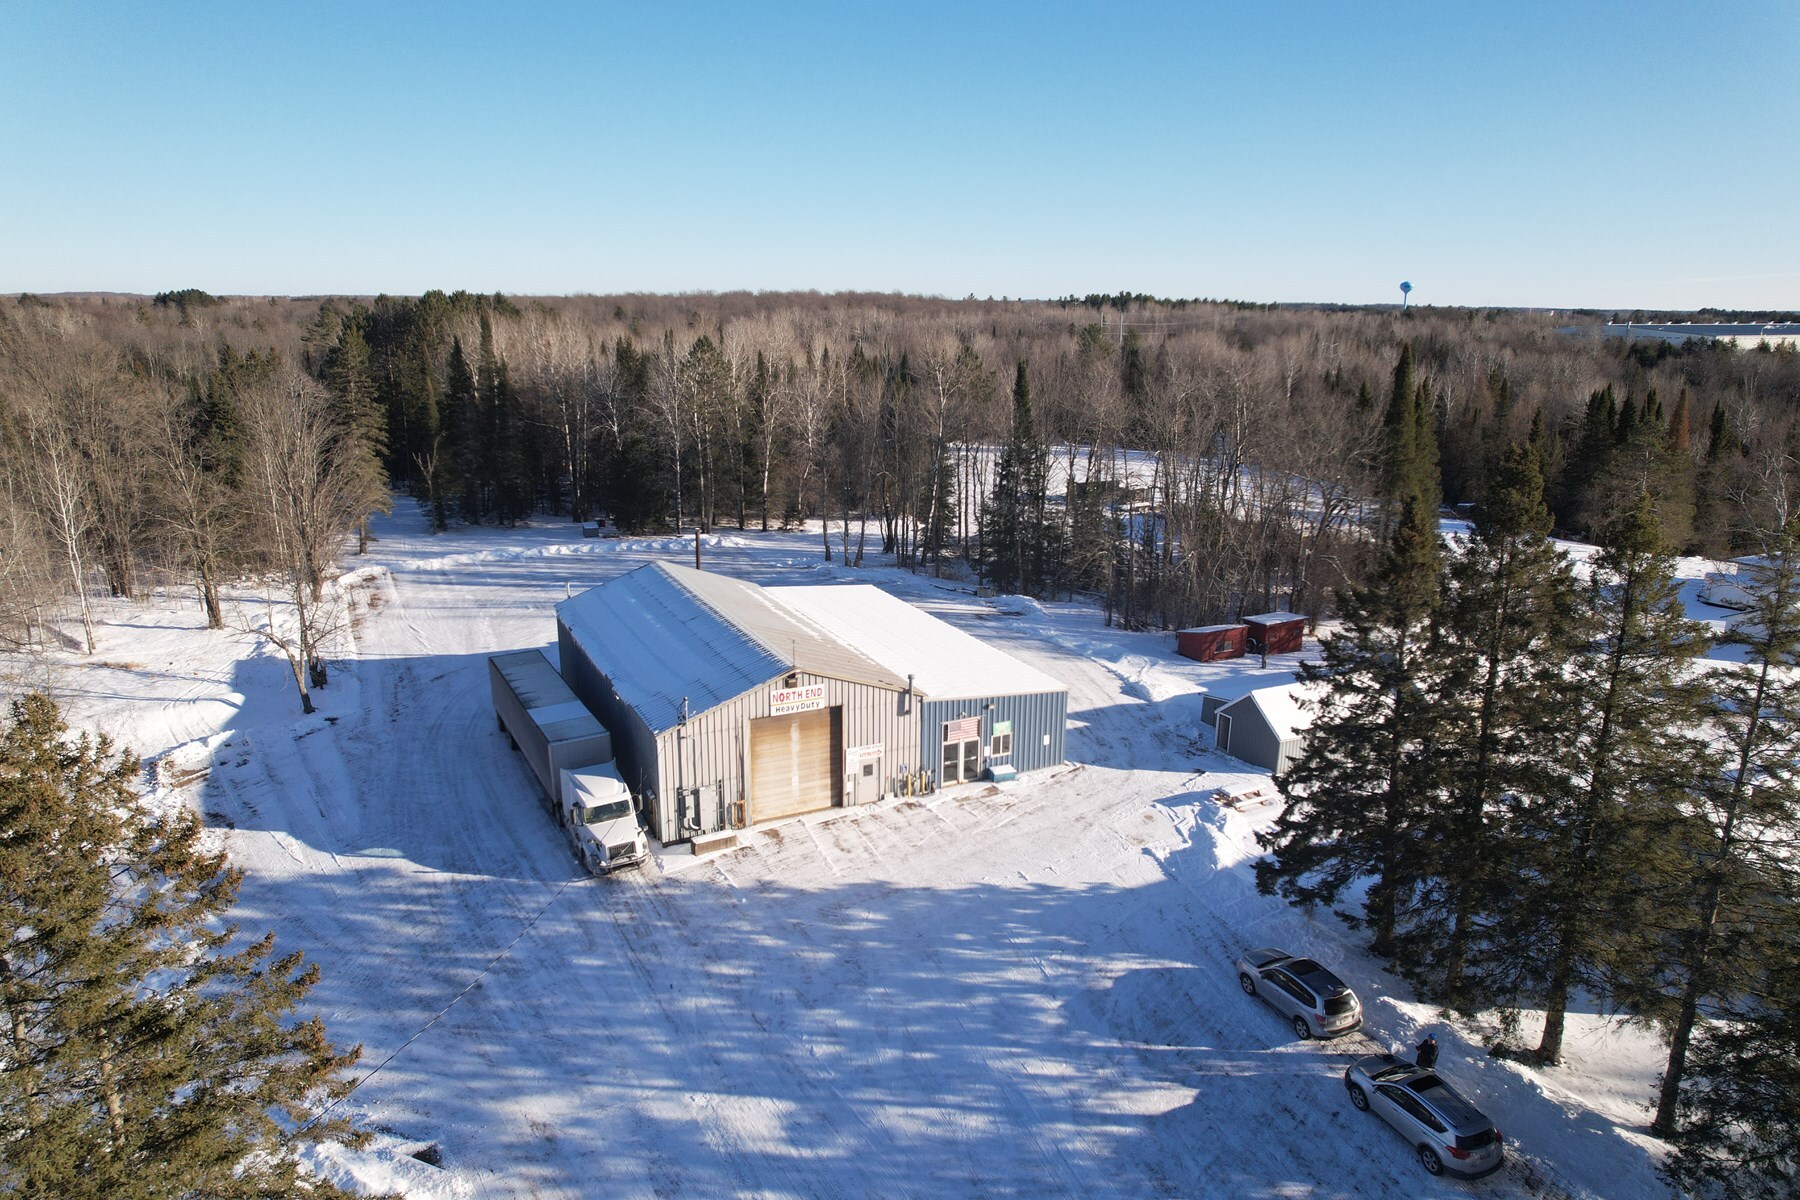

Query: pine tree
<box><xmin>1494</xmin><ymin>492</ymin><xmax>1709</xmax><ymax>1061</ymax></box>
<box><xmin>475</xmin><ymin>314</ymin><xmax>502</xmax><ymax>521</ymax></box>
<box><xmin>1692</xmin><ymin>400</ymin><xmax>1736</xmax><ymax>556</ymax></box>
<box><xmin>1404</xmin><ymin>441</ymin><xmax>1580</xmax><ymax>1007</ymax></box>
<box><xmin>1380</xmin><ymin>345</ymin><xmax>1440</xmax><ymax>513</ymax></box>
<box><xmin>1661</xmin><ymin>951</ymin><xmax>1800</xmax><ymax>1199</ymax></box>
<box><xmin>981</xmin><ymin>361</ymin><xmax>1051</xmax><ymax>595</ymax></box>
<box><xmin>322</xmin><ymin>316</ymin><xmax>390</xmax><ymax>553</ymax></box>
<box><xmin>493</xmin><ymin>359</ymin><xmax>530</xmax><ymax>525</ymax></box>
<box><xmin>441</xmin><ymin>335</ymin><xmax>477</xmax><ymax>526</ymax></box>
<box><xmin>1555</xmin><ymin>386</ymin><xmax>1620</xmax><ymax>536</ymax></box>
<box><xmin>1258</xmin><ymin>493</ymin><xmax>1443</xmax><ymax>957</ymax></box>
<box><xmin>1644</xmin><ymin>521</ymin><xmax>1800</xmax><ymax>1136</ymax></box>
<box><xmin>0</xmin><ymin>694</ymin><xmax>367</xmax><ymax>1198</ymax></box>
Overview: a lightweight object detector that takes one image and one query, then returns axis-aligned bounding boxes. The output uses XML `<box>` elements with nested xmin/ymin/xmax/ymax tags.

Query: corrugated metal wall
<box><xmin>557</xmin><ymin>629</ymin><xmax>922</xmax><ymax>844</ymax></box>
<box><xmin>650</xmin><ymin>670</ymin><xmax>921</xmax><ymax>842</ymax></box>
<box><xmin>920</xmin><ymin>691</ymin><xmax>1068</xmax><ymax>784</ymax></box>
<box><xmin>558</xmin><ymin>623</ymin><xmax>662</xmax><ymax>814</ymax></box>
<box><xmin>1216</xmin><ymin>700</ymin><xmax>1284</xmax><ymax>774</ymax></box>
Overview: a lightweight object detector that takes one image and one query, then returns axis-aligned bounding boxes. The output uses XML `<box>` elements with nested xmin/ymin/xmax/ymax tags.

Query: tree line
<box><xmin>6</xmin><ymin>289</ymin><xmax>1798</xmax><ymax>676</ymax></box>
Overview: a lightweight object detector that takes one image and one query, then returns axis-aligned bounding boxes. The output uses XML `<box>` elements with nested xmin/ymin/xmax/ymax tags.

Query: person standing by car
<box><xmin>1415</xmin><ymin>1034</ymin><xmax>1440</xmax><ymax>1070</ymax></box>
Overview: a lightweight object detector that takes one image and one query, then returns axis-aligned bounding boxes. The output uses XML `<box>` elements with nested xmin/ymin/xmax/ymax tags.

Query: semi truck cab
<box><xmin>559</xmin><ymin>763</ymin><xmax>649</xmax><ymax>873</ymax></box>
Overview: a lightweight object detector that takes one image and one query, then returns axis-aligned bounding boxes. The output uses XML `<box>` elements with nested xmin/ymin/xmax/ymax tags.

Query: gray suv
<box><xmin>1234</xmin><ymin>947</ymin><xmax>1363</xmax><ymax>1039</ymax></box>
<box><xmin>1343</xmin><ymin>1054</ymin><xmax>1505</xmax><ymax>1178</ymax></box>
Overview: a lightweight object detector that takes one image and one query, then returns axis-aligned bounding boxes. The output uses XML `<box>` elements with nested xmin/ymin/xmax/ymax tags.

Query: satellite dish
<box><xmin>1400</xmin><ymin>281</ymin><xmax>1413</xmax><ymax>311</ymax></box>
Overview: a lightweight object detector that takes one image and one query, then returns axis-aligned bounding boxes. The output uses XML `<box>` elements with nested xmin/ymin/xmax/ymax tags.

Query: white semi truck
<box><xmin>489</xmin><ymin>649</ymin><xmax>650</xmax><ymax>874</ymax></box>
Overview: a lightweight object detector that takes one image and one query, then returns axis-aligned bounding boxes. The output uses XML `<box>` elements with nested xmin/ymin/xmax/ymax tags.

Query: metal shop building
<box><xmin>555</xmin><ymin>562</ymin><xmax>1068</xmax><ymax>845</ymax></box>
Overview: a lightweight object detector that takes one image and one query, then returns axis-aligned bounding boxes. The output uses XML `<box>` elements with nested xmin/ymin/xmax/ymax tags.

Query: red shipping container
<box><xmin>1177</xmin><ymin>624</ymin><xmax>1248</xmax><ymax>662</ymax></box>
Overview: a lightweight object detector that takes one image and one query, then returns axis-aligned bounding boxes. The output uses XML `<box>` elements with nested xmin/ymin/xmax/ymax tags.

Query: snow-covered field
<box><xmin>27</xmin><ymin>505</ymin><xmax>1717</xmax><ymax>1199</ymax></box>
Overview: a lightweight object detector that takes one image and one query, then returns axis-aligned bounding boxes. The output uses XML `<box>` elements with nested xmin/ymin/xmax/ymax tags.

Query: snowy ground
<box><xmin>22</xmin><ymin>505</ymin><xmax>1709</xmax><ymax>1199</ymax></box>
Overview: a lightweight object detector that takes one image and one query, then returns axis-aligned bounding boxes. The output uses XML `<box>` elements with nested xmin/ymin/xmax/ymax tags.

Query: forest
<box><xmin>3</xmin><ymin>287</ymin><xmax>1799</xmax><ymax>663</ymax></box>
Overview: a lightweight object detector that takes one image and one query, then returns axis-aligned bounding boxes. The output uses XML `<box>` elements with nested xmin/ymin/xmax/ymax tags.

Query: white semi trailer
<box><xmin>489</xmin><ymin>649</ymin><xmax>650</xmax><ymax>873</ymax></box>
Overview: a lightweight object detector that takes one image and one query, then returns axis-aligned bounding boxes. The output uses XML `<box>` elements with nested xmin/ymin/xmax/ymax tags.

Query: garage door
<box><xmin>749</xmin><ymin>708</ymin><xmax>839</xmax><ymax>823</ymax></box>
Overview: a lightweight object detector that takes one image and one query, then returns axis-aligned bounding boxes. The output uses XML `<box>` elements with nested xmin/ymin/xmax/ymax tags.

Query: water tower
<box><xmin>1400</xmin><ymin>281</ymin><xmax>1413</xmax><ymax>311</ymax></box>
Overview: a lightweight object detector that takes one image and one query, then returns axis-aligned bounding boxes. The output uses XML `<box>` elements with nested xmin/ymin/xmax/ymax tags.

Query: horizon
<box><xmin>4</xmin><ymin>2</ymin><xmax>1796</xmax><ymax>310</ymax></box>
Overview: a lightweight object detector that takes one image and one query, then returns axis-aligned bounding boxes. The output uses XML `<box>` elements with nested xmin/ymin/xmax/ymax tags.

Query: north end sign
<box><xmin>769</xmin><ymin>684</ymin><xmax>827</xmax><ymax>715</ymax></box>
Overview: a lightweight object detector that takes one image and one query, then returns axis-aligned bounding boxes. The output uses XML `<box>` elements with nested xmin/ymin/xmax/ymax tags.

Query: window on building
<box><xmin>990</xmin><ymin>730</ymin><xmax>1012</xmax><ymax>757</ymax></box>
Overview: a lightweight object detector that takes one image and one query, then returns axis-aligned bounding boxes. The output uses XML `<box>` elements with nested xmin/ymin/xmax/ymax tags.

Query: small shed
<box><xmin>1242</xmin><ymin>611</ymin><xmax>1307</xmax><ymax>656</ymax></box>
<box><xmin>1177</xmin><ymin>624</ymin><xmax>1248</xmax><ymax>663</ymax></box>
<box><xmin>1213</xmin><ymin>683</ymin><xmax>1322</xmax><ymax>776</ymax></box>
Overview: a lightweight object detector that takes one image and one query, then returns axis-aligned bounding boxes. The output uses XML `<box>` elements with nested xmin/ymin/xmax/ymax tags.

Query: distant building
<box><xmin>1242</xmin><ymin>612</ymin><xmax>1308</xmax><ymax>656</ymax></box>
<box><xmin>1177</xmin><ymin>624</ymin><xmax>1248</xmax><ymax>663</ymax></box>
<box><xmin>1602</xmin><ymin>322</ymin><xmax>1800</xmax><ymax>350</ymax></box>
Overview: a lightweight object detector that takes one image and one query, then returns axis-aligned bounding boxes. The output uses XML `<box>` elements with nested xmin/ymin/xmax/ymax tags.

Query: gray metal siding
<box><xmin>1217</xmin><ymin>697</ymin><xmax>1284</xmax><ymax>774</ymax></box>
<box><xmin>648</xmin><ymin>671</ymin><xmax>919</xmax><ymax>843</ymax></box>
<box><xmin>558</xmin><ymin>623</ymin><xmax>663</xmax><ymax>815</ymax></box>
<box><xmin>920</xmin><ymin>691</ymin><xmax>1067</xmax><ymax>783</ymax></box>
<box><xmin>561</xmin><ymin>642</ymin><xmax>919</xmax><ymax>845</ymax></box>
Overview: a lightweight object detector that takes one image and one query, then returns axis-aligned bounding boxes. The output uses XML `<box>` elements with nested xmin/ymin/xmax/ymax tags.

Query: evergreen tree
<box><xmin>1403</xmin><ymin>441</ymin><xmax>1580</xmax><ymax>1007</ymax></box>
<box><xmin>322</xmin><ymin>316</ymin><xmax>390</xmax><ymax>553</ymax></box>
<box><xmin>1258</xmin><ymin>493</ymin><xmax>1443</xmax><ymax>957</ymax></box>
<box><xmin>475</xmin><ymin>314</ymin><xmax>502</xmax><ymax>521</ymax></box>
<box><xmin>493</xmin><ymin>360</ymin><xmax>530</xmax><ymax>525</ymax></box>
<box><xmin>981</xmin><ymin>361</ymin><xmax>1052</xmax><ymax>595</ymax></box>
<box><xmin>441</xmin><ymin>336</ymin><xmax>477</xmax><ymax>529</ymax></box>
<box><xmin>1692</xmin><ymin>400</ymin><xmax>1736</xmax><ymax>556</ymax></box>
<box><xmin>1493</xmin><ymin>493</ymin><xmax>1709</xmax><ymax>1061</ymax></box>
<box><xmin>1662</xmin><ymin>952</ymin><xmax>1800</xmax><ymax>1199</ymax></box>
<box><xmin>0</xmin><ymin>694</ymin><xmax>366</xmax><ymax>1198</ymax></box>
<box><xmin>1376</xmin><ymin>346</ymin><xmax>1440</xmax><ymax>546</ymax></box>
<box><xmin>1555</xmin><ymin>386</ymin><xmax>1620</xmax><ymax>535</ymax></box>
<box><xmin>1643</xmin><ymin>521</ymin><xmax>1800</xmax><ymax>1136</ymax></box>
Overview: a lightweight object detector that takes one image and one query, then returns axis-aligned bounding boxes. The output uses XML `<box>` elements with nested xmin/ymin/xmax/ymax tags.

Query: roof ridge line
<box><xmin>653</xmin><ymin>561</ymin><xmax>793</xmax><ymax>668</ymax></box>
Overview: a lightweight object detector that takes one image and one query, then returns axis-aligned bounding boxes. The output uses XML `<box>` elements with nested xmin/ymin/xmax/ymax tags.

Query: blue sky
<box><xmin>3</xmin><ymin>1</ymin><xmax>1796</xmax><ymax>309</ymax></box>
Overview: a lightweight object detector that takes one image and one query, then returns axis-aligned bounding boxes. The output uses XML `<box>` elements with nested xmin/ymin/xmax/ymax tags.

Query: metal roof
<box><xmin>1219</xmin><ymin>682</ymin><xmax>1325</xmax><ymax>740</ymax></box>
<box><xmin>555</xmin><ymin>563</ymin><xmax>909</xmax><ymax>735</ymax></box>
<box><xmin>773</xmin><ymin>584</ymin><xmax>1067</xmax><ymax>700</ymax></box>
<box><xmin>670</xmin><ymin>565</ymin><xmax>909</xmax><ymax>692</ymax></box>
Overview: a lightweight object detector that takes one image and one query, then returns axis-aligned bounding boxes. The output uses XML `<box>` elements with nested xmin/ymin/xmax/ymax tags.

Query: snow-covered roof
<box><xmin>773</xmin><ymin>584</ymin><xmax>1066</xmax><ymax>700</ymax></box>
<box><xmin>555</xmin><ymin>563</ymin><xmax>908</xmax><ymax>734</ymax></box>
<box><xmin>1181</xmin><ymin>623</ymin><xmax>1245</xmax><ymax>634</ymax></box>
<box><xmin>1242</xmin><ymin>611</ymin><xmax>1306</xmax><ymax>626</ymax></box>
<box><xmin>557</xmin><ymin>564</ymin><xmax>790</xmax><ymax>734</ymax></box>
<box><xmin>1220</xmin><ymin>682</ymin><xmax>1325</xmax><ymax>739</ymax></box>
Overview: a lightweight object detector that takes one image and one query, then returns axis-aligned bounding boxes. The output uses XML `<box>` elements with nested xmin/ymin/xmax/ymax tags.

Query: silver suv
<box><xmin>1234</xmin><ymin>948</ymin><xmax>1363</xmax><ymax>1039</ymax></box>
<box><xmin>1343</xmin><ymin>1054</ymin><xmax>1505</xmax><ymax>1178</ymax></box>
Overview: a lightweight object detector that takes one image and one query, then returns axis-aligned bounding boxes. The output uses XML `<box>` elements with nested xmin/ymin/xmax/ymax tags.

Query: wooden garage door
<box><xmin>749</xmin><ymin>708</ymin><xmax>838</xmax><ymax>823</ymax></box>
